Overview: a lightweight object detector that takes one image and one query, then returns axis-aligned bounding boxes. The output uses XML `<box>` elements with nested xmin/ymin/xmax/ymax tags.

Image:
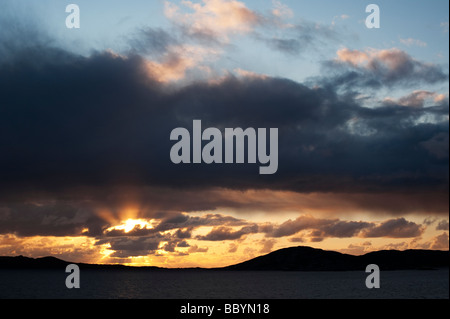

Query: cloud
<box><xmin>325</xmin><ymin>48</ymin><xmax>448</xmax><ymax>88</ymax></box>
<box><xmin>399</xmin><ymin>38</ymin><xmax>427</xmax><ymax>47</ymax></box>
<box><xmin>383</xmin><ymin>91</ymin><xmax>440</xmax><ymax>108</ymax></box>
<box><xmin>436</xmin><ymin>220</ymin><xmax>449</xmax><ymax>231</ymax></box>
<box><xmin>0</xmin><ymin>234</ymin><xmax>102</xmax><ymax>263</ymax></box>
<box><xmin>144</xmin><ymin>44</ymin><xmax>221</xmax><ymax>82</ymax></box>
<box><xmin>259</xmin><ymin>239</ymin><xmax>276</xmax><ymax>253</ymax></box>
<box><xmin>260</xmin><ymin>21</ymin><xmax>340</xmax><ymax>56</ymax></box>
<box><xmin>163</xmin><ymin>0</ymin><xmax>340</xmax><ymax>57</ymax></box>
<box><xmin>288</xmin><ymin>237</ymin><xmax>305</xmax><ymax>243</ymax></box>
<box><xmin>234</xmin><ymin>68</ymin><xmax>268</xmax><ymax>80</ymax></box>
<box><xmin>196</xmin><ymin>224</ymin><xmax>259</xmax><ymax>241</ymax></box>
<box><xmin>361</xmin><ymin>218</ymin><xmax>424</xmax><ymax>238</ymax></box>
<box><xmin>265</xmin><ymin>215</ymin><xmax>425</xmax><ymax>239</ymax></box>
<box><xmin>164</xmin><ymin>0</ymin><xmax>261</xmax><ymax>43</ymax></box>
<box><xmin>420</xmin><ymin>132</ymin><xmax>449</xmax><ymax>160</ymax></box>
<box><xmin>0</xmin><ymin>205</ymin><xmax>433</xmax><ymax>260</ymax></box>
<box><xmin>154</xmin><ymin>213</ymin><xmax>248</xmax><ymax>232</ymax></box>
<box><xmin>319</xmin><ymin>220</ymin><xmax>373</xmax><ymax>238</ymax></box>
<box><xmin>332</xmin><ymin>14</ymin><xmax>350</xmax><ymax>26</ymax></box>
<box><xmin>188</xmin><ymin>245</ymin><xmax>209</xmax><ymax>253</ymax></box>
<box><xmin>423</xmin><ymin>217</ymin><xmax>437</xmax><ymax>226</ymax></box>
<box><xmin>174</xmin><ymin>228</ymin><xmax>194</xmax><ymax>239</ymax></box>
<box><xmin>96</xmin><ymin>236</ymin><xmax>161</xmax><ymax>257</ymax></box>
<box><xmin>128</xmin><ymin>27</ymin><xmax>180</xmax><ymax>56</ymax></box>
<box><xmin>267</xmin><ymin>215</ymin><xmax>332</xmax><ymax>238</ymax></box>
<box><xmin>271</xmin><ymin>0</ymin><xmax>294</xmax><ymax>19</ymax></box>
<box><xmin>177</xmin><ymin>240</ymin><xmax>190</xmax><ymax>247</ymax></box>
<box><xmin>0</xmin><ymin>202</ymin><xmax>106</xmax><ymax>237</ymax></box>
<box><xmin>228</xmin><ymin>243</ymin><xmax>239</xmax><ymax>253</ymax></box>
<box><xmin>430</xmin><ymin>232</ymin><xmax>449</xmax><ymax>250</ymax></box>
<box><xmin>0</xmin><ymin>44</ymin><xmax>447</xmax><ymax>217</ymax></box>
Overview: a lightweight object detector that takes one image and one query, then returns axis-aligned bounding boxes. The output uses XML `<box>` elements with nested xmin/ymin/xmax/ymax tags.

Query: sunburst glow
<box><xmin>106</xmin><ymin>218</ymin><xmax>154</xmax><ymax>233</ymax></box>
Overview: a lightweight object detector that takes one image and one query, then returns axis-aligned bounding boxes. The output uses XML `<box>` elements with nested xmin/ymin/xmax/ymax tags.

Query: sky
<box><xmin>0</xmin><ymin>0</ymin><xmax>448</xmax><ymax>268</ymax></box>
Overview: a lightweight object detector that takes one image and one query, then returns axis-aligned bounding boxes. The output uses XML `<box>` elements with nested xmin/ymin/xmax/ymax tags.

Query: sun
<box><xmin>124</xmin><ymin>219</ymin><xmax>148</xmax><ymax>233</ymax></box>
<box><xmin>106</xmin><ymin>218</ymin><xmax>154</xmax><ymax>233</ymax></box>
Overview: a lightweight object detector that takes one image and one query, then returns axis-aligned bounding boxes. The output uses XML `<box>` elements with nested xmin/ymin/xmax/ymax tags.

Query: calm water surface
<box><xmin>0</xmin><ymin>269</ymin><xmax>448</xmax><ymax>299</ymax></box>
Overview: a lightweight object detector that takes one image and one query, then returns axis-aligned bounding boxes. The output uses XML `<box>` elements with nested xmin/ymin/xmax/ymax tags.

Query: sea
<box><xmin>0</xmin><ymin>269</ymin><xmax>448</xmax><ymax>299</ymax></box>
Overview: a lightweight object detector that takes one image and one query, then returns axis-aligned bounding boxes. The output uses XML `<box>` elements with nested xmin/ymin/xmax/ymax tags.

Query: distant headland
<box><xmin>1</xmin><ymin>246</ymin><xmax>448</xmax><ymax>271</ymax></box>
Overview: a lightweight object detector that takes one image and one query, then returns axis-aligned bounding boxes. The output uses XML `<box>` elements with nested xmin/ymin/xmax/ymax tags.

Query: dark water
<box><xmin>0</xmin><ymin>269</ymin><xmax>448</xmax><ymax>299</ymax></box>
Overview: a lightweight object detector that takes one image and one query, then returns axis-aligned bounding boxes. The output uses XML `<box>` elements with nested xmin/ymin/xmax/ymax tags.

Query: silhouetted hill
<box><xmin>223</xmin><ymin>246</ymin><xmax>449</xmax><ymax>271</ymax></box>
<box><xmin>224</xmin><ymin>246</ymin><xmax>358</xmax><ymax>271</ymax></box>
<box><xmin>0</xmin><ymin>256</ymin><xmax>159</xmax><ymax>270</ymax></box>
<box><xmin>360</xmin><ymin>249</ymin><xmax>450</xmax><ymax>270</ymax></box>
<box><xmin>1</xmin><ymin>247</ymin><xmax>448</xmax><ymax>271</ymax></box>
<box><xmin>0</xmin><ymin>256</ymin><xmax>69</xmax><ymax>269</ymax></box>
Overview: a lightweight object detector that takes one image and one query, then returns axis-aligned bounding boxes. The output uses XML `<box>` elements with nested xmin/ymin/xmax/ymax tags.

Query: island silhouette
<box><xmin>1</xmin><ymin>246</ymin><xmax>448</xmax><ymax>271</ymax></box>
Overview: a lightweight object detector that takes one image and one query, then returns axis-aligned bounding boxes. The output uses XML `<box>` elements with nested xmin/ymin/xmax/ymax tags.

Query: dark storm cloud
<box><xmin>361</xmin><ymin>218</ymin><xmax>424</xmax><ymax>238</ymax></box>
<box><xmin>0</xmin><ymin>202</ymin><xmax>106</xmax><ymax>237</ymax></box>
<box><xmin>103</xmin><ymin>226</ymin><xmax>156</xmax><ymax>237</ymax></box>
<box><xmin>96</xmin><ymin>236</ymin><xmax>161</xmax><ymax>257</ymax></box>
<box><xmin>196</xmin><ymin>224</ymin><xmax>259</xmax><ymax>241</ymax></box>
<box><xmin>153</xmin><ymin>213</ymin><xmax>248</xmax><ymax>232</ymax></box>
<box><xmin>264</xmin><ymin>215</ymin><xmax>423</xmax><ymax>239</ymax></box>
<box><xmin>267</xmin><ymin>215</ymin><xmax>331</xmax><ymax>238</ymax></box>
<box><xmin>436</xmin><ymin>220</ymin><xmax>449</xmax><ymax>231</ymax></box>
<box><xmin>0</xmin><ymin>43</ymin><xmax>448</xmax><ymax>199</ymax></box>
<box><xmin>265</xmin><ymin>216</ymin><xmax>370</xmax><ymax>239</ymax></box>
<box><xmin>319</xmin><ymin>220</ymin><xmax>373</xmax><ymax>238</ymax></box>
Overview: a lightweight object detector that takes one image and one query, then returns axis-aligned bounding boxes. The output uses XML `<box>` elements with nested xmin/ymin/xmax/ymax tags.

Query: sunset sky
<box><xmin>0</xmin><ymin>0</ymin><xmax>448</xmax><ymax>268</ymax></box>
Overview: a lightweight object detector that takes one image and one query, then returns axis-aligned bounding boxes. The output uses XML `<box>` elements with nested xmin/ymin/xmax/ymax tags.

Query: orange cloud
<box><xmin>336</xmin><ymin>48</ymin><xmax>371</xmax><ymax>66</ymax></box>
<box><xmin>145</xmin><ymin>52</ymin><xmax>196</xmax><ymax>82</ymax></box>
<box><xmin>430</xmin><ymin>232</ymin><xmax>449</xmax><ymax>250</ymax></box>
<box><xmin>144</xmin><ymin>45</ymin><xmax>221</xmax><ymax>82</ymax></box>
<box><xmin>329</xmin><ymin>47</ymin><xmax>447</xmax><ymax>87</ymax></box>
<box><xmin>383</xmin><ymin>90</ymin><xmax>442</xmax><ymax>108</ymax></box>
<box><xmin>165</xmin><ymin>0</ymin><xmax>260</xmax><ymax>42</ymax></box>
<box><xmin>0</xmin><ymin>234</ymin><xmax>104</xmax><ymax>263</ymax></box>
<box><xmin>234</xmin><ymin>68</ymin><xmax>268</xmax><ymax>80</ymax></box>
<box><xmin>336</xmin><ymin>47</ymin><xmax>415</xmax><ymax>73</ymax></box>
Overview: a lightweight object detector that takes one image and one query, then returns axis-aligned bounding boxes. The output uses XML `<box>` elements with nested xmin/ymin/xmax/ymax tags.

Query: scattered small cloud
<box><xmin>272</xmin><ymin>0</ymin><xmax>294</xmax><ymax>19</ymax></box>
<box><xmin>436</xmin><ymin>220</ymin><xmax>449</xmax><ymax>231</ymax></box>
<box><xmin>188</xmin><ymin>245</ymin><xmax>209</xmax><ymax>253</ymax></box>
<box><xmin>399</xmin><ymin>37</ymin><xmax>427</xmax><ymax>47</ymax></box>
<box><xmin>332</xmin><ymin>14</ymin><xmax>350</xmax><ymax>26</ymax></box>
<box><xmin>259</xmin><ymin>239</ymin><xmax>276</xmax><ymax>253</ymax></box>
<box><xmin>228</xmin><ymin>243</ymin><xmax>238</xmax><ymax>253</ymax></box>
